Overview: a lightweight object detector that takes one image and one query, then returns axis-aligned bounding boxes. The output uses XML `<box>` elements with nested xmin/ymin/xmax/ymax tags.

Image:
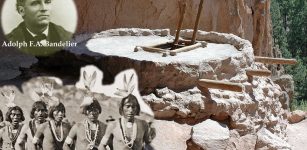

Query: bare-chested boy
<box><xmin>0</xmin><ymin>106</ymin><xmax>25</xmax><ymax>150</ymax></box>
<box><xmin>99</xmin><ymin>94</ymin><xmax>155</xmax><ymax>150</ymax></box>
<box><xmin>15</xmin><ymin>101</ymin><xmax>48</xmax><ymax>150</ymax></box>
<box><xmin>33</xmin><ymin>102</ymin><xmax>71</xmax><ymax>150</ymax></box>
<box><xmin>63</xmin><ymin>99</ymin><xmax>107</xmax><ymax>150</ymax></box>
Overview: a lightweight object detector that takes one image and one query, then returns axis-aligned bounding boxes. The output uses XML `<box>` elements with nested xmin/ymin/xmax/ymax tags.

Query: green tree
<box><xmin>271</xmin><ymin>0</ymin><xmax>307</xmax><ymax>109</ymax></box>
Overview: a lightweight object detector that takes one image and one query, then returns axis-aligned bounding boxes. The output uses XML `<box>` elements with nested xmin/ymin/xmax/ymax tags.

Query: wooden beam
<box><xmin>254</xmin><ymin>56</ymin><xmax>297</xmax><ymax>65</ymax></box>
<box><xmin>198</xmin><ymin>79</ymin><xmax>244</xmax><ymax>92</ymax></box>
<box><xmin>138</xmin><ymin>46</ymin><xmax>166</xmax><ymax>53</ymax></box>
<box><xmin>191</xmin><ymin>0</ymin><xmax>204</xmax><ymax>44</ymax></box>
<box><xmin>245</xmin><ymin>69</ymin><xmax>271</xmax><ymax>77</ymax></box>
<box><xmin>173</xmin><ymin>1</ymin><xmax>186</xmax><ymax>46</ymax></box>
<box><xmin>170</xmin><ymin>43</ymin><xmax>202</xmax><ymax>56</ymax></box>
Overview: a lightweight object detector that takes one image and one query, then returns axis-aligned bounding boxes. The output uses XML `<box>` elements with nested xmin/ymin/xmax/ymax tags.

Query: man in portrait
<box><xmin>6</xmin><ymin>0</ymin><xmax>72</xmax><ymax>56</ymax></box>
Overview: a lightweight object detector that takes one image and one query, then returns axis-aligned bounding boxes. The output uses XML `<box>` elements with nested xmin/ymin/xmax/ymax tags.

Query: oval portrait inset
<box><xmin>1</xmin><ymin>0</ymin><xmax>78</xmax><ymax>56</ymax></box>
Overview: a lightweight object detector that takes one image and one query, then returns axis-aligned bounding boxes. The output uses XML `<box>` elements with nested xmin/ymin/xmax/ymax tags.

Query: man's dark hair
<box><xmin>5</xmin><ymin>106</ymin><xmax>25</xmax><ymax>122</ymax></box>
<box><xmin>48</xmin><ymin>102</ymin><xmax>66</xmax><ymax>119</ymax></box>
<box><xmin>82</xmin><ymin>99</ymin><xmax>102</xmax><ymax>115</ymax></box>
<box><xmin>30</xmin><ymin>101</ymin><xmax>48</xmax><ymax>119</ymax></box>
<box><xmin>16</xmin><ymin>0</ymin><xmax>25</xmax><ymax>13</ymax></box>
<box><xmin>119</xmin><ymin>94</ymin><xmax>140</xmax><ymax>116</ymax></box>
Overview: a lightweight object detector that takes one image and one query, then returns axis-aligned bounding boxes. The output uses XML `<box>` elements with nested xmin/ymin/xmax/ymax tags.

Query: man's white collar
<box><xmin>26</xmin><ymin>26</ymin><xmax>49</xmax><ymax>37</ymax></box>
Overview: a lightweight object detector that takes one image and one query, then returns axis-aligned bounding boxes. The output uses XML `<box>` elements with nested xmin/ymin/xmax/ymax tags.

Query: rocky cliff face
<box><xmin>55</xmin><ymin>28</ymin><xmax>291</xmax><ymax>149</ymax></box>
<box><xmin>75</xmin><ymin>0</ymin><xmax>272</xmax><ymax>57</ymax></box>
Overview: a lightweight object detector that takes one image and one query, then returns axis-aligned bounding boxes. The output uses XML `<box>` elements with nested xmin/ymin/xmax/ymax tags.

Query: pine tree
<box><xmin>271</xmin><ymin>0</ymin><xmax>307</xmax><ymax>108</ymax></box>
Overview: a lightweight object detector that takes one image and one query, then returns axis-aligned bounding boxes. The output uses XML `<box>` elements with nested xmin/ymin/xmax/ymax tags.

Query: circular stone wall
<box><xmin>71</xmin><ymin>28</ymin><xmax>254</xmax><ymax>94</ymax></box>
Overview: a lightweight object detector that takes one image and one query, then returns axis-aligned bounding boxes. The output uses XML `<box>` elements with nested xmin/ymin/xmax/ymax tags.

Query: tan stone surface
<box><xmin>191</xmin><ymin>119</ymin><xmax>230</xmax><ymax>150</ymax></box>
<box><xmin>150</xmin><ymin>120</ymin><xmax>192</xmax><ymax>150</ymax></box>
<box><xmin>71</xmin><ymin>29</ymin><xmax>253</xmax><ymax>94</ymax></box>
<box><xmin>288</xmin><ymin>110</ymin><xmax>306</xmax><ymax>124</ymax></box>
<box><xmin>74</xmin><ymin>0</ymin><xmax>272</xmax><ymax>57</ymax></box>
<box><xmin>256</xmin><ymin>128</ymin><xmax>291</xmax><ymax>150</ymax></box>
<box><xmin>287</xmin><ymin>119</ymin><xmax>307</xmax><ymax>150</ymax></box>
<box><xmin>226</xmin><ymin>130</ymin><xmax>257</xmax><ymax>150</ymax></box>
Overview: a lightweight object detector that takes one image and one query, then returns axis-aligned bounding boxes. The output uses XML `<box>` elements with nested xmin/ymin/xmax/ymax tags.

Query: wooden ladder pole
<box><xmin>191</xmin><ymin>0</ymin><xmax>204</xmax><ymax>44</ymax></box>
<box><xmin>173</xmin><ymin>1</ymin><xmax>187</xmax><ymax>46</ymax></box>
<box><xmin>138</xmin><ymin>46</ymin><xmax>166</xmax><ymax>53</ymax></box>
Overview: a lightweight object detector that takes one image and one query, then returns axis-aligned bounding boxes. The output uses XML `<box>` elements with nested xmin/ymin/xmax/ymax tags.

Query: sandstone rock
<box><xmin>154</xmin><ymin>108</ymin><xmax>177</xmax><ymax>119</ymax></box>
<box><xmin>73</xmin><ymin>29</ymin><xmax>252</xmax><ymax>94</ymax></box>
<box><xmin>74</xmin><ymin>0</ymin><xmax>272</xmax><ymax>57</ymax></box>
<box><xmin>156</xmin><ymin>87</ymin><xmax>171</xmax><ymax>98</ymax></box>
<box><xmin>226</xmin><ymin>130</ymin><xmax>257</xmax><ymax>150</ymax></box>
<box><xmin>273</xmin><ymin>75</ymin><xmax>295</xmax><ymax>102</ymax></box>
<box><xmin>279</xmin><ymin>91</ymin><xmax>290</xmax><ymax>110</ymax></box>
<box><xmin>144</xmin><ymin>87</ymin><xmax>206</xmax><ymax>120</ymax></box>
<box><xmin>143</xmin><ymin>93</ymin><xmax>169</xmax><ymax>110</ymax></box>
<box><xmin>180</xmin><ymin>30</ymin><xmax>254</xmax><ymax>66</ymax></box>
<box><xmin>162</xmin><ymin>93</ymin><xmax>176</xmax><ymax>101</ymax></box>
<box><xmin>192</xmin><ymin>119</ymin><xmax>230</xmax><ymax>150</ymax></box>
<box><xmin>198</xmin><ymin>62</ymin><xmax>215</xmax><ymax>80</ymax></box>
<box><xmin>150</xmin><ymin>120</ymin><xmax>191</xmax><ymax>150</ymax></box>
<box><xmin>256</xmin><ymin>128</ymin><xmax>291</xmax><ymax>150</ymax></box>
<box><xmin>141</xmin><ymin>72</ymin><xmax>287</xmax><ymax>138</ymax></box>
<box><xmin>288</xmin><ymin>110</ymin><xmax>306</xmax><ymax>124</ymax></box>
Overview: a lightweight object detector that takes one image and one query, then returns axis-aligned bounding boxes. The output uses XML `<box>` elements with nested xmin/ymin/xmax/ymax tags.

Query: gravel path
<box><xmin>287</xmin><ymin>118</ymin><xmax>307</xmax><ymax>150</ymax></box>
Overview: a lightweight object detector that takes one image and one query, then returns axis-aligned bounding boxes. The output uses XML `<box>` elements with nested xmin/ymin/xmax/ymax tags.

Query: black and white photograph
<box><xmin>0</xmin><ymin>0</ymin><xmax>306</xmax><ymax>150</ymax></box>
<box><xmin>1</xmin><ymin>0</ymin><xmax>77</xmax><ymax>56</ymax></box>
<box><xmin>0</xmin><ymin>66</ymin><xmax>156</xmax><ymax>150</ymax></box>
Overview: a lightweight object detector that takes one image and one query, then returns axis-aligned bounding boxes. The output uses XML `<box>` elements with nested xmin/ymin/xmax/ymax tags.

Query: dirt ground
<box><xmin>287</xmin><ymin>118</ymin><xmax>307</xmax><ymax>150</ymax></box>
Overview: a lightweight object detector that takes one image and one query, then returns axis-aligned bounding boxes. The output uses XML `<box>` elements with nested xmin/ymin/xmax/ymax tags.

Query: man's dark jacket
<box><xmin>6</xmin><ymin>22</ymin><xmax>72</xmax><ymax>56</ymax></box>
